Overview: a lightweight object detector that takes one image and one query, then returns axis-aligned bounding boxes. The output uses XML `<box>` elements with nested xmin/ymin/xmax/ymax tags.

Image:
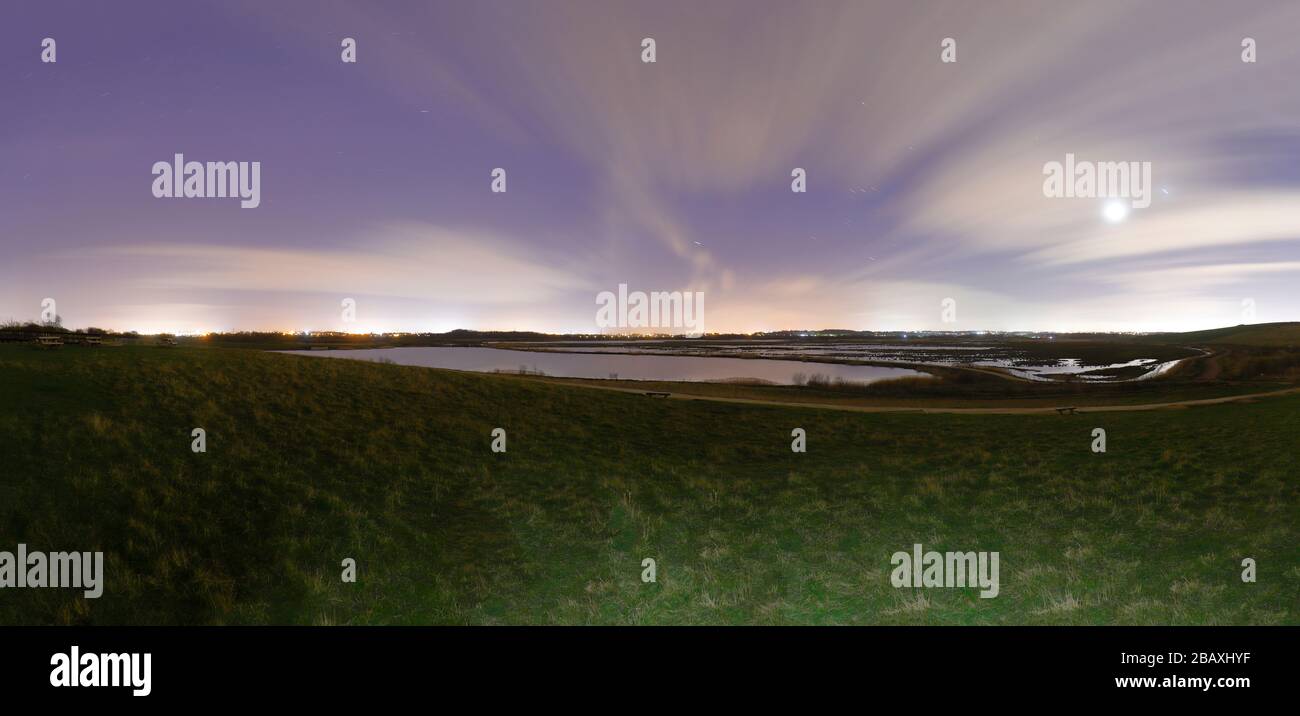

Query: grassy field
<box><xmin>1</xmin><ymin>345</ymin><xmax>1296</xmax><ymax>625</ymax></box>
<box><xmin>535</xmin><ymin>374</ymin><xmax>1291</xmax><ymax>409</ymax></box>
<box><xmin>1165</xmin><ymin>321</ymin><xmax>1300</xmax><ymax>347</ymax></box>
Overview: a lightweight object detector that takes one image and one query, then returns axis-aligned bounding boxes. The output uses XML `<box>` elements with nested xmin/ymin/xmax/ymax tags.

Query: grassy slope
<box><xmin>534</xmin><ymin>375</ymin><xmax>1288</xmax><ymax>409</ymax></box>
<box><xmin>1168</xmin><ymin>322</ymin><xmax>1300</xmax><ymax>347</ymax></box>
<box><xmin>1</xmin><ymin>345</ymin><xmax>1296</xmax><ymax>625</ymax></box>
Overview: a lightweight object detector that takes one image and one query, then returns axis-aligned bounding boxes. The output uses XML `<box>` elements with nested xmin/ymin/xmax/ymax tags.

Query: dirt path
<box><xmin>550</xmin><ymin>381</ymin><xmax>1300</xmax><ymax>415</ymax></box>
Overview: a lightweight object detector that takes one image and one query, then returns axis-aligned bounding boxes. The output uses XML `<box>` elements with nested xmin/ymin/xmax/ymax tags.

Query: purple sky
<box><xmin>4</xmin><ymin>0</ymin><xmax>1300</xmax><ymax>334</ymax></box>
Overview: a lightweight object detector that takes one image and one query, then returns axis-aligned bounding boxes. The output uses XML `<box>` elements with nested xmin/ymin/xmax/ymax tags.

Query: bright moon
<box><xmin>1103</xmin><ymin>201</ymin><xmax>1129</xmax><ymax>223</ymax></box>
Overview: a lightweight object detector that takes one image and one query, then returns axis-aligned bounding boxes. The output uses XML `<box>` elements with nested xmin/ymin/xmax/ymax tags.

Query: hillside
<box><xmin>0</xmin><ymin>345</ymin><xmax>1296</xmax><ymax>624</ymax></box>
<box><xmin>1167</xmin><ymin>322</ymin><xmax>1300</xmax><ymax>347</ymax></box>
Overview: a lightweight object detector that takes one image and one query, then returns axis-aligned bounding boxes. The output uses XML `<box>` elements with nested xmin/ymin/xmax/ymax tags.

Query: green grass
<box><xmin>1</xmin><ymin>345</ymin><xmax>1296</xmax><ymax>625</ymax></box>
<box><xmin>1167</xmin><ymin>321</ymin><xmax>1300</xmax><ymax>347</ymax></box>
<box><xmin>535</xmin><ymin>374</ymin><xmax>1289</xmax><ymax>408</ymax></box>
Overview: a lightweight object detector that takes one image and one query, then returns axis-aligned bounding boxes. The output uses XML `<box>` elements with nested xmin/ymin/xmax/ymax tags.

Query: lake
<box><xmin>520</xmin><ymin>341</ymin><xmax>1198</xmax><ymax>382</ymax></box>
<box><xmin>280</xmin><ymin>346</ymin><xmax>924</xmax><ymax>385</ymax></box>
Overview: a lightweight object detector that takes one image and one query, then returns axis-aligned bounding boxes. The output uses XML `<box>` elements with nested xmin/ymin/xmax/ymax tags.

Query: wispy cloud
<box><xmin>5</xmin><ymin>0</ymin><xmax>1300</xmax><ymax>332</ymax></box>
<box><xmin>72</xmin><ymin>223</ymin><xmax>592</xmax><ymax>304</ymax></box>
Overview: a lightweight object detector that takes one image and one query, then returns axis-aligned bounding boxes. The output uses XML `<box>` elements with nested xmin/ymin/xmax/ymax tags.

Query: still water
<box><xmin>281</xmin><ymin>346</ymin><xmax>923</xmax><ymax>385</ymax></box>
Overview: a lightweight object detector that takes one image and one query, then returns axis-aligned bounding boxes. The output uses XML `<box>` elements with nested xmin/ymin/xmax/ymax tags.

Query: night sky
<box><xmin>4</xmin><ymin>0</ymin><xmax>1300</xmax><ymax>334</ymax></box>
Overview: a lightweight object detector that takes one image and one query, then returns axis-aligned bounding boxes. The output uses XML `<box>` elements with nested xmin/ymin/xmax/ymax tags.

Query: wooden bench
<box><xmin>643</xmin><ymin>391</ymin><xmax>671</xmax><ymax>398</ymax></box>
<box><xmin>35</xmin><ymin>336</ymin><xmax>63</xmax><ymax>348</ymax></box>
<box><xmin>1055</xmin><ymin>406</ymin><xmax>1077</xmax><ymax>415</ymax></box>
